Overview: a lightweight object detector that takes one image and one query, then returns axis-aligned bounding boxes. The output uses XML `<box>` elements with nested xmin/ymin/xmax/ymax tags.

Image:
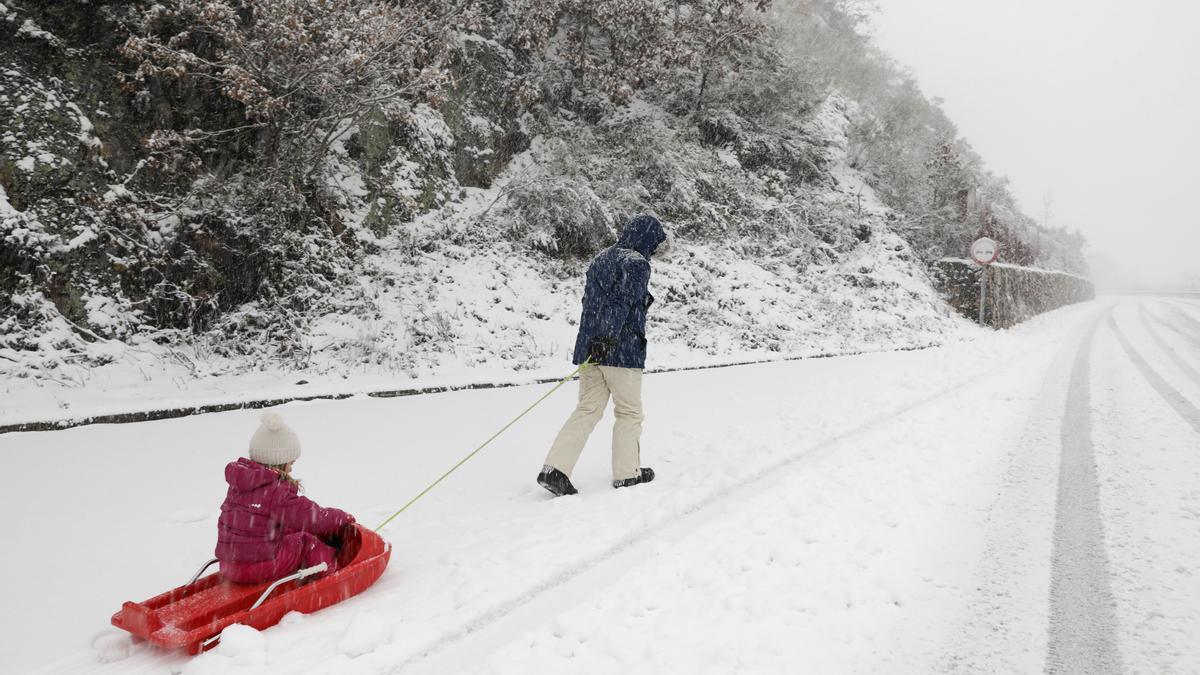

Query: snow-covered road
<box><xmin>3</xmin><ymin>298</ymin><xmax>1199</xmax><ymax>674</ymax></box>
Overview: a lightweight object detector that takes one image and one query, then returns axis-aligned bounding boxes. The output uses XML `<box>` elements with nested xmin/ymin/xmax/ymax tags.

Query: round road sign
<box><xmin>970</xmin><ymin>237</ymin><xmax>999</xmax><ymax>265</ymax></box>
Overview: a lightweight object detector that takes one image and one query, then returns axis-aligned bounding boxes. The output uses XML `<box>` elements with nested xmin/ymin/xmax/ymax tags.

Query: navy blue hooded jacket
<box><xmin>572</xmin><ymin>215</ymin><xmax>667</xmax><ymax>369</ymax></box>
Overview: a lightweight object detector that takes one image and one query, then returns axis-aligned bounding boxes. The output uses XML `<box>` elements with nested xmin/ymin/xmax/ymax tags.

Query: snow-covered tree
<box><xmin>669</xmin><ymin>0</ymin><xmax>773</xmax><ymax>110</ymax></box>
<box><xmin>119</xmin><ymin>0</ymin><xmax>473</xmax><ymax>185</ymax></box>
<box><xmin>497</xmin><ymin>0</ymin><xmax>770</xmax><ymax>107</ymax></box>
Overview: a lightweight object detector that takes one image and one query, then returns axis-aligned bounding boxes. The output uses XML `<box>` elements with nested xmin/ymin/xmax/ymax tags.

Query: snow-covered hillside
<box><xmin>1</xmin><ymin>95</ymin><xmax>967</xmax><ymax>427</ymax></box>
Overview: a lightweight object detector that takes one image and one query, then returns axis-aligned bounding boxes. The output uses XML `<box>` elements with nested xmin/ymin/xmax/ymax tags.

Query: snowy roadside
<box><xmin>0</xmin><ymin>339</ymin><xmax>951</xmax><ymax>434</ymax></box>
<box><xmin>3</xmin><ymin>302</ymin><xmax>1102</xmax><ymax>675</ymax></box>
<box><xmin>0</xmin><ymin>226</ymin><xmax>964</xmax><ymax>433</ymax></box>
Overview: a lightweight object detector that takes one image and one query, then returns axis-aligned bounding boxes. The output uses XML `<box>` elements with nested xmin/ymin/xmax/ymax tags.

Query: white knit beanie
<box><xmin>248</xmin><ymin>412</ymin><xmax>302</xmax><ymax>466</ymax></box>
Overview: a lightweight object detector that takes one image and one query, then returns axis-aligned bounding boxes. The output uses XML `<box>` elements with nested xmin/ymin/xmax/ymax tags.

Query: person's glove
<box><xmin>587</xmin><ymin>336</ymin><xmax>616</xmax><ymax>363</ymax></box>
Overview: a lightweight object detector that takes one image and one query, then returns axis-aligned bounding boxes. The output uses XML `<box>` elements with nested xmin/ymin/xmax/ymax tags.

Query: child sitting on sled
<box><xmin>215</xmin><ymin>412</ymin><xmax>359</xmax><ymax>584</ymax></box>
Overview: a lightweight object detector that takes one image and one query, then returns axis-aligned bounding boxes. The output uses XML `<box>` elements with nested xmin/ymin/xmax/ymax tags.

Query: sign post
<box><xmin>970</xmin><ymin>237</ymin><xmax>999</xmax><ymax>325</ymax></box>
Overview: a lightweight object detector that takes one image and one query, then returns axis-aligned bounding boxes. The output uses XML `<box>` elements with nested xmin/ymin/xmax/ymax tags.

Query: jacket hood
<box><xmin>616</xmin><ymin>215</ymin><xmax>666</xmax><ymax>259</ymax></box>
<box><xmin>225</xmin><ymin>457</ymin><xmax>281</xmax><ymax>492</ymax></box>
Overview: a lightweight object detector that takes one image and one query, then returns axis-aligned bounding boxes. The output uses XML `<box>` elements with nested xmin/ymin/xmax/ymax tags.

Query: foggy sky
<box><xmin>871</xmin><ymin>0</ymin><xmax>1200</xmax><ymax>287</ymax></box>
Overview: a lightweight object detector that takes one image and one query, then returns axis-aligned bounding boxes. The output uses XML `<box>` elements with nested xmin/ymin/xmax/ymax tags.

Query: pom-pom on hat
<box><xmin>248</xmin><ymin>412</ymin><xmax>302</xmax><ymax>466</ymax></box>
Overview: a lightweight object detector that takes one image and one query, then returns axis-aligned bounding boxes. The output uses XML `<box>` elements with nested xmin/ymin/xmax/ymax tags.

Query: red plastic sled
<box><xmin>111</xmin><ymin>524</ymin><xmax>391</xmax><ymax>653</ymax></box>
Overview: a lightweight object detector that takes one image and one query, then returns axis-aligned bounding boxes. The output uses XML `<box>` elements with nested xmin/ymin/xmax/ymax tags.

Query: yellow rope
<box><xmin>374</xmin><ymin>361</ymin><xmax>591</xmax><ymax>532</ymax></box>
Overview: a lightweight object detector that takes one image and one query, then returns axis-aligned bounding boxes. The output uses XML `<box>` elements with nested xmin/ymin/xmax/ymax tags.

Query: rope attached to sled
<box><xmin>373</xmin><ymin>360</ymin><xmax>592</xmax><ymax>532</ymax></box>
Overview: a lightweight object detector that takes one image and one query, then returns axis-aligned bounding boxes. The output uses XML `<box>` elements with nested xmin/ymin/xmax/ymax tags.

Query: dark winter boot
<box><xmin>538</xmin><ymin>465</ymin><xmax>578</xmax><ymax>496</ymax></box>
<box><xmin>612</xmin><ymin>467</ymin><xmax>655</xmax><ymax>489</ymax></box>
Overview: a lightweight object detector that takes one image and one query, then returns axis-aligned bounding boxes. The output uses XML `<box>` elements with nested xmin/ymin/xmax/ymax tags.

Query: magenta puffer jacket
<box><xmin>215</xmin><ymin>458</ymin><xmax>353</xmax><ymax>564</ymax></box>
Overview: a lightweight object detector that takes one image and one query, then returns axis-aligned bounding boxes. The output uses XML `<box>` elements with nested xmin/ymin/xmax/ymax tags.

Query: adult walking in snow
<box><xmin>537</xmin><ymin>214</ymin><xmax>670</xmax><ymax>496</ymax></box>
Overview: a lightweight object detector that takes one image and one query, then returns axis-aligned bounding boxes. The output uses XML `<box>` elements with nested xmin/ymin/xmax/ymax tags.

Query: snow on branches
<box><xmin>499</xmin><ymin>0</ymin><xmax>771</xmax><ymax>107</ymax></box>
<box><xmin>119</xmin><ymin>0</ymin><xmax>473</xmax><ymax>184</ymax></box>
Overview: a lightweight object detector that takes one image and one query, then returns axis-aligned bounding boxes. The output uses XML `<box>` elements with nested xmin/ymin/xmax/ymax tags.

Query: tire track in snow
<box><xmin>935</xmin><ymin>315</ymin><xmax>1091</xmax><ymax>674</ymax></box>
<box><xmin>1138</xmin><ymin>305</ymin><xmax>1200</xmax><ymax>389</ymax></box>
<box><xmin>1110</xmin><ymin>315</ymin><xmax>1200</xmax><ymax>434</ymax></box>
<box><xmin>390</xmin><ymin>336</ymin><xmax>1075</xmax><ymax>673</ymax></box>
<box><xmin>1093</xmin><ymin>304</ymin><xmax>1200</xmax><ymax>672</ymax></box>
<box><xmin>1045</xmin><ymin>316</ymin><xmax>1122</xmax><ymax>675</ymax></box>
<box><xmin>1159</xmin><ymin>300</ymin><xmax>1200</xmax><ymax>346</ymax></box>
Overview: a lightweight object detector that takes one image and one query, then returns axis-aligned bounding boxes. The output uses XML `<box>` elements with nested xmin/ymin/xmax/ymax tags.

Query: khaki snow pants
<box><xmin>545</xmin><ymin>365</ymin><xmax>643</xmax><ymax>481</ymax></box>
